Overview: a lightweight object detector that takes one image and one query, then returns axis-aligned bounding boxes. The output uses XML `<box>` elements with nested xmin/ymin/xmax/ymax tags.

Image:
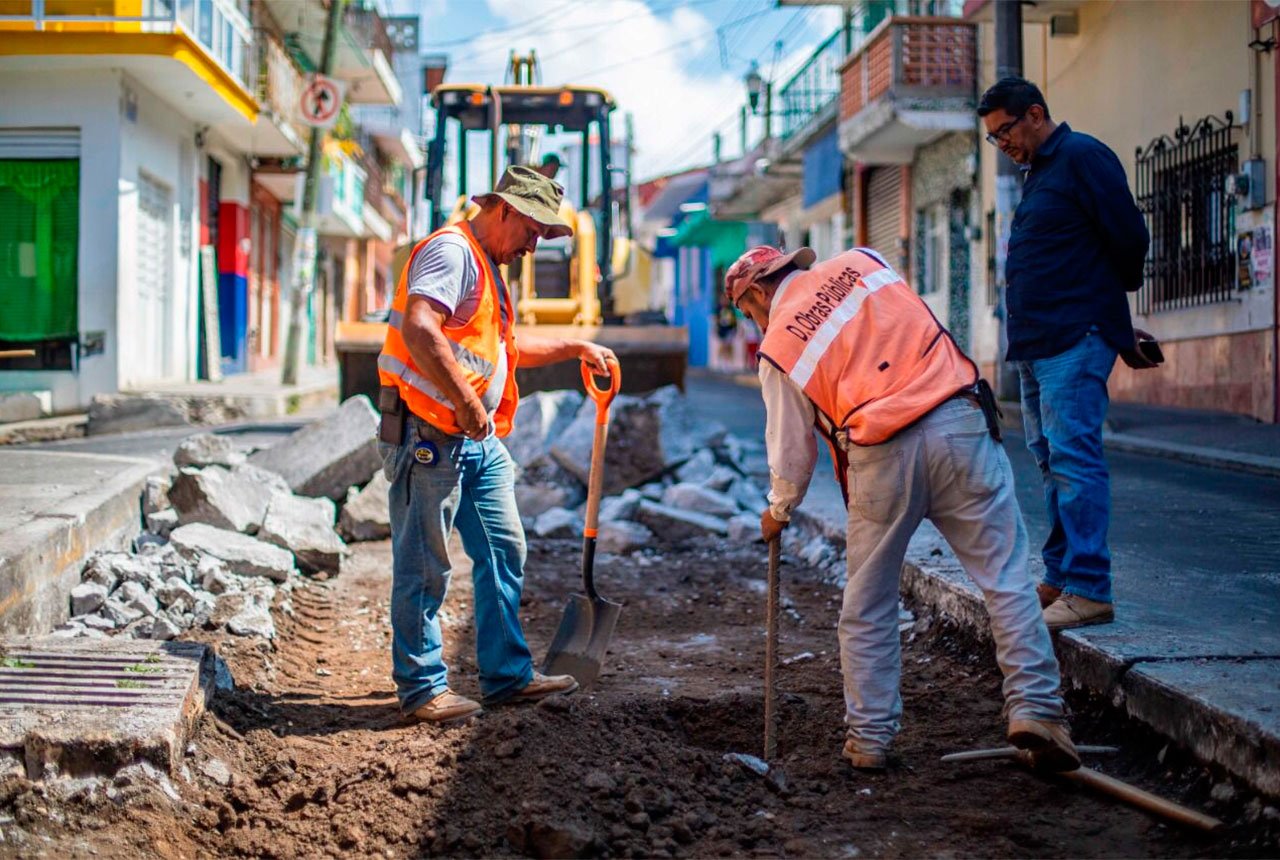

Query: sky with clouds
<box><xmin>386</xmin><ymin>0</ymin><xmax>844</xmax><ymax>184</ymax></box>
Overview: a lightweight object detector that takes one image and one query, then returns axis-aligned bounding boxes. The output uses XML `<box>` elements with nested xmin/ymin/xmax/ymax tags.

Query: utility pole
<box><xmin>282</xmin><ymin>0</ymin><xmax>345</xmax><ymax>386</ymax></box>
<box><xmin>993</xmin><ymin>0</ymin><xmax>1023</xmax><ymax>401</ymax></box>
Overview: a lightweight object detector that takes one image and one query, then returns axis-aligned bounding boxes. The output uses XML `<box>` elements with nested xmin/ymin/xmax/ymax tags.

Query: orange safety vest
<box><xmin>377</xmin><ymin>222</ymin><xmax>521</xmax><ymax>437</ymax></box>
<box><xmin>758</xmin><ymin>248</ymin><xmax>978</xmax><ymax>448</ymax></box>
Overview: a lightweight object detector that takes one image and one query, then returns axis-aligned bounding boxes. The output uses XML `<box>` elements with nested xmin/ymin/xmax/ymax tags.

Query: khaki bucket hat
<box><xmin>472</xmin><ymin>165</ymin><xmax>574</xmax><ymax>239</ymax></box>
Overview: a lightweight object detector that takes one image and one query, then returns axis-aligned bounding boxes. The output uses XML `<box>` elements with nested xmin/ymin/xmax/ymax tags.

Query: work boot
<box><xmin>1007</xmin><ymin>719</ymin><xmax>1080</xmax><ymax>772</ymax></box>
<box><xmin>1035</xmin><ymin>582</ymin><xmax>1062</xmax><ymax>609</ymax></box>
<box><xmin>499</xmin><ymin>671</ymin><xmax>579</xmax><ymax>705</ymax></box>
<box><xmin>1043</xmin><ymin>594</ymin><xmax>1114</xmax><ymax>631</ymax></box>
<box><xmin>407</xmin><ymin>690</ymin><xmax>482</xmax><ymax>724</ymax></box>
<box><xmin>841</xmin><ymin>739</ymin><xmax>888</xmax><ymax>773</ymax></box>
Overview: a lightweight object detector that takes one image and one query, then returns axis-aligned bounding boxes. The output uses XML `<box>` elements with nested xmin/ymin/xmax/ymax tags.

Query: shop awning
<box><xmin>669</xmin><ymin>210</ymin><xmax>748</xmax><ymax>270</ymax></box>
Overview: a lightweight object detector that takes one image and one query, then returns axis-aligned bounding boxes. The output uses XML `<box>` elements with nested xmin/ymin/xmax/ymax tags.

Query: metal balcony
<box><xmin>837</xmin><ymin>16</ymin><xmax>976</xmax><ymax>164</ymax></box>
<box><xmin>248</xmin><ymin>29</ymin><xmax>306</xmax><ymax>157</ymax></box>
<box><xmin>777</xmin><ymin>28</ymin><xmax>846</xmax><ymax>151</ymax></box>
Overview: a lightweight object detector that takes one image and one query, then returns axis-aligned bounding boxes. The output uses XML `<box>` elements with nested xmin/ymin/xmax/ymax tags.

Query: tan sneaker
<box><xmin>502</xmin><ymin>671</ymin><xmax>579</xmax><ymax>704</ymax></box>
<box><xmin>841</xmin><ymin>739</ymin><xmax>888</xmax><ymax>773</ymax></box>
<box><xmin>1043</xmin><ymin>593</ymin><xmax>1114</xmax><ymax>630</ymax></box>
<box><xmin>407</xmin><ymin>690</ymin><xmax>482</xmax><ymax>724</ymax></box>
<box><xmin>1035</xmin><ymin>582</ymin><xmax>1062</xmax><ymax>609</ymax></box>
<box><xmin>1007</xmin><ymin>719</ymin><xmax>1080</xmax><ymax>772</ymax></box>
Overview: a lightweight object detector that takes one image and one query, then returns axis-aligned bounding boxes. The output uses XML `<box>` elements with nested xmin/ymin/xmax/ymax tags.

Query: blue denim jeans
<box><xmin>1016</xmin><ymin>330</ymin><xmax>1117</xmax><ymax>604</ymax></box>
<box><xmin>381</xmin><ymin>416</ymin><xmax>534</xmax><ymax>713</ymax></box>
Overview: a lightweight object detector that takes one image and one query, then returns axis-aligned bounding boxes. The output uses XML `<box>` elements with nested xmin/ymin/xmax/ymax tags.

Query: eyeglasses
<box><xmin>984</xmin><ymin>113</ymin><xmax>1025</xmax><ymax>146</ymax></box>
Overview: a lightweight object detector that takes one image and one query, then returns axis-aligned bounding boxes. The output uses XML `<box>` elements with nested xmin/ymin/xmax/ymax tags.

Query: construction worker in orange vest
<box><xmin>377</xmin><ymin>166</ymin><xmax>616</xmax><ymax>724</ymax></box>
<box><xmin>725</xmin><ymin>244</ymin><xmax>1078</xmax><ymax>774</ymax></box>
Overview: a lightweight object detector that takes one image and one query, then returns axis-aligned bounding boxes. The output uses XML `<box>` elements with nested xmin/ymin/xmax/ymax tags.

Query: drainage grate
<box><xmin>0</xmin><ymin>637</ymin><xmax>211</xmax><ymax>778</ymax></box>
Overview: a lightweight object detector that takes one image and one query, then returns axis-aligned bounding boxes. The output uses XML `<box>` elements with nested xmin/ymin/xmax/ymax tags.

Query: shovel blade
<box><xmin>541</xmin><ymin>593</ymin><xmax>622</xmax><ymax>689</ymax></box>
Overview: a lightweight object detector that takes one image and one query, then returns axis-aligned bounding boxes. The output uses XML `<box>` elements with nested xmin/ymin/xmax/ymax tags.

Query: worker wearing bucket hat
<box><xmin>727</xmin><ymin>243</ymin><xmax>1077</xmax><ymax>774</ymax></box>
<box><xmin>377</xmin><ymin>165</ymin><xmax>615</xmax><ymax>724</ymax></box>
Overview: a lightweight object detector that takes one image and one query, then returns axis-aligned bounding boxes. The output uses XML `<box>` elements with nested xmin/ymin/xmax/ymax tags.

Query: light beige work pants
<box><xmin>839</xmin><ymin>398</ymin><xmax>1064</xmax><ymax>756</ymax></box>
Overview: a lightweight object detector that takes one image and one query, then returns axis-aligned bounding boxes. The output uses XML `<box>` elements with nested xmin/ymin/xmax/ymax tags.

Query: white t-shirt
<box><xmin>406</xmin><ymin>232</ymin><xmax>511</xmax><ymax>414</ymax></box>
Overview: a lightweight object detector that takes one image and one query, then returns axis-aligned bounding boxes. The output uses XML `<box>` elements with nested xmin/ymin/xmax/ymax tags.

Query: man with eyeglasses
<box><xmin>978</xmin><ymin>77</ymin><xmax>1155</xmax><ymax>631</ymax></box>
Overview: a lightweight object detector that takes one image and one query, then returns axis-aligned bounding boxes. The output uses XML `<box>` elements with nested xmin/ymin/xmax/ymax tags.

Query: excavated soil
<box><xmin>2</xmin><ymin>536</ymin><xmax>1278</xmax><ymax>859</ymax></box>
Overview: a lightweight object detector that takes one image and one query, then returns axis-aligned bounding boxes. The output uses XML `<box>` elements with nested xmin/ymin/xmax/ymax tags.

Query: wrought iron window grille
<box><xmin>1134</xmin><ymin>112</ymin><xmax>1241</xmax><ymax>314</ymax></box>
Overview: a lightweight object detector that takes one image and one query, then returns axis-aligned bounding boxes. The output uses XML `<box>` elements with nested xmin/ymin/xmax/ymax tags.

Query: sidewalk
<box><xmin>1001</xmin><ymin>398</ymin><xmax>1280</xmax><ymax>479</ymax></box>
<box><xmin>0</xmin><ymin>365</ymin><xmax>339</xmax><ymax>445</ymax></box>
<box><xmin>686</xmin><ymin>370</ymin><xmax>1280</xmax><ymax>800</ymax></box>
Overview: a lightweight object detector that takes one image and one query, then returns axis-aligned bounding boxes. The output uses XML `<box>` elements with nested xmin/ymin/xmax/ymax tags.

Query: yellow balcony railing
<box><xmin>0</xmin><ymin>0</ymin><xmax>253</xmax><ymax>91</ymax></box>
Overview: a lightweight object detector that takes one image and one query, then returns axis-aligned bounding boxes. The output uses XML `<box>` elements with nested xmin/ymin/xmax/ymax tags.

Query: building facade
<box><xmin>0</xmin><ymin>0</ymin><xmax>405</xmax><ymax>412</ymax></box>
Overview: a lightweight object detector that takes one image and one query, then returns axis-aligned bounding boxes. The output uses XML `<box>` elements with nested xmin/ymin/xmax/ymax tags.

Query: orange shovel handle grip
<box><xmin>580</xmin><ymin>356</ymin><xmax>621</xmax><ymax>424</ymax></box>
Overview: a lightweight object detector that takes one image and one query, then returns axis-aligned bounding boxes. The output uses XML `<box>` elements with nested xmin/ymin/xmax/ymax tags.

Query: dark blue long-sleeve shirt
<box><xmin>1005</xmin><ymin>122</ymin><xmax>1150</xmax><ymax>361</ymax></box>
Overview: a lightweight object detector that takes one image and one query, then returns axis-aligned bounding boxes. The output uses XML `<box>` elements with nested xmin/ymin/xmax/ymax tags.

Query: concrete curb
<box><xmin>898</xmin><ymin>537</ymin><xmax>1280</xmax><ymax>800</ymax></box>
<box><xmin>0</xmin><ymin>451</ymin><xmax>158</xmax><ymax>635</ymax></box>
<box><xmin>0</xmin><ymin>414</ymin><xmax>87</xmax><ymax>447</ymax></box>
<box><xmin>1101</xmin><ymin>432</ymin><xmax>1280</xmax><ymax>479</ymax></box>
<box><xmin>998</xmin><ymin>399</ymin><xmax>1280</xmax><ymax>479</ymax></box>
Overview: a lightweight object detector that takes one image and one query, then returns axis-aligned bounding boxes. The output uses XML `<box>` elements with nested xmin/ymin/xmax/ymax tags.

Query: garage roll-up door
<box><xmin>865</xmin><ymin>166</ymin><xmax>901</xmax><ymax>263</ymax></box>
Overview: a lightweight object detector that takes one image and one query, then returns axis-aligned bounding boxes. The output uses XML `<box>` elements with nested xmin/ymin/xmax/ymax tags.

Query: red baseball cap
<box><xmin>724</xmin><ymin>245</ymin><xmax>816</xmax><ymax>302</ymax></box>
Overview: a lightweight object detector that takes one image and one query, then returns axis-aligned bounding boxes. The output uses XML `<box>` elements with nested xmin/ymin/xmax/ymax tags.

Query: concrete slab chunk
<box><xmin>169</xmin><ymin>523</ymin><xmax>296</xmax><ymax>582</ymax></box>
<box><xmin>661</xmin><ymin>483</ymin><xmax>738</xmax><ymax>519</ymax></box>
<box><xmin>172</xmin><ymin>432</ymin><xmax>247</xmax><ymax>469</ymax></box>
<box><xmin>0</xmin><ymin>637</ymin><xmax>211</xmax><ymax>778</ymax></box>
<box><xmin>634</xmin><ymin>500</ymin><xmax>728</xmax><ymax>541</ymax></box>
<box><xmin>169</xmin><ymin>464</ymin><xmax>289</xmax><ymax>535</ymax></box>
<box><xmin>258</xmin><ymin>494</ymin><xmax>347</xmax><ymax>575</ymax></box>
<box><xmin>597</xmin><ymin>521</ymin><xmax>654</xmax><ymax>554</ymax></box>
<box><xmin>248</xmin><ymin>396</ymin><xmax>380</xmax><ymax>501</ymax></box>
<box><xmin>338</xmin><ymin>471</ymin><xmax>391</xmax><ymax>542</ymax></box>
<box><xmin>503</xmin><ymin>390</ymin><xmax>584</xmax><ymax>470</ymax></box>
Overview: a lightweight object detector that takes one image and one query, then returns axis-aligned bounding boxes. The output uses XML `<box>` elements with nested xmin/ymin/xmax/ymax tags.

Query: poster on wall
<box><xmin>1238</xmin><ymin>231</ymin><xmax>1253</xmax><ymax>290</ymax></box>
<box><xmin>1252</xmin><ymin>223</ymin><xmax>1272</xmax><ymax>284</ymax></box>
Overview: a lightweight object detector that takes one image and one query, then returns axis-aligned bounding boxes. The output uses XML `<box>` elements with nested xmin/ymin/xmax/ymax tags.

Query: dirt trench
<box><xmin>2</xmin><ymin>536</ymin><xmax>1277</xmax><ymax>859</ymax></box>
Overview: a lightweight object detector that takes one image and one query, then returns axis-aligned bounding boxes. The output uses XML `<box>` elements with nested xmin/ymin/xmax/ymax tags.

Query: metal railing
<box><xmin>1135</xmin><ymin>112</ymin><xmax>1241</xmax><ymax>313</ymax></box>
<box><xmin>344</xmin><ymin>1</ymin><xmax>394</xmax><ymax>62</ymax></box>
<box><xmin>777</xmin><ymin>28</ymin><xmax>846</xmax><ymax>142</ymax></box>
<box><xmin>255</xmin><ymin>28</ymin><xmax>301</xmax><ymax>124</ymax></box>
<box><xmin>839</xmin><ymin>17</ymin><xmax>975</xmax><ymax>122</ymax></box>
<box><xmin>1</xmin><ymin>0</ymin><xmax>253</xmax><ymax>91</ymax></box>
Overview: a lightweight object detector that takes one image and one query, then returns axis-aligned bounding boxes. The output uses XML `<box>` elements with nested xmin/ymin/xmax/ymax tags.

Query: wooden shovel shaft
<box><xmin>0</xmin><ymin>349</ymin><xmax>36</xmax><ymax>359</ymax></box>
<box><xmin>1062</xmin><ymin>764</ymin><xmax>1223</xmax><ymax>832</ymax></box>
<box><xmin>763</xmin><ymin>538</ymin><xmax>781</xmax><ymax>761</ymax></box>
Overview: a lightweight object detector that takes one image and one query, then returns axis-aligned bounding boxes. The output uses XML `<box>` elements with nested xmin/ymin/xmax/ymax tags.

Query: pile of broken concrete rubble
<box><xmin>54</xmin><ymin>386</ymin><xmax>847</xmax><ymax>644</ymax></box>
<box><xmin>56</xmin><ymin>397</ymin><xmax>392</xmax><ymax>642</ymax></box>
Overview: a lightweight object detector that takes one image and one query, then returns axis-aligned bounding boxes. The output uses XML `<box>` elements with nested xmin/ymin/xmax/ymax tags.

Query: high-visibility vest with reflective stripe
<box><xmin>377</xmin><ymin>223</ymin><xmax>521</xmax><ymax>437</ymax></box>
<box><xmin>758</xmin><ymin>248</ymin><xmax>977</xmax><ymax>447</ymax></box>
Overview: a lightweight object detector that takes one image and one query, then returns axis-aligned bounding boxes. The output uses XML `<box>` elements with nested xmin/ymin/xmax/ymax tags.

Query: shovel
<box><xmin>542</xmin><ymin>357</ymin><xmax>622</xmax><ymax>688</ymax></box>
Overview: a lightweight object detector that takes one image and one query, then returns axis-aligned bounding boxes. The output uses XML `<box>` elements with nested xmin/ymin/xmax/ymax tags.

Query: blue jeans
<box><xmin>381</xmin><ymin>416</ymin><xmax>534</xmax><ymax>713</ymax></box>
<box><xmin>1016</xmin><ymin>330</ymin><xmax>1117</xmax><ymax>604</ymax></box>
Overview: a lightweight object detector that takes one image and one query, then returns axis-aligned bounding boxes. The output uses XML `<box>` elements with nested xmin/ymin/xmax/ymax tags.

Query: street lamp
<box><xmin>744</xmin><ymin>61</ymin><xmax>763</xmax><ymax>115</ymax></box>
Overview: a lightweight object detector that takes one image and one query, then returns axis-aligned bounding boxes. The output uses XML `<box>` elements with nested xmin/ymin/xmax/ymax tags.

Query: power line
<box><xmin>427</xmin><ymin>0</ymin><xmax>721</xmax><ymax>51</ymax></box>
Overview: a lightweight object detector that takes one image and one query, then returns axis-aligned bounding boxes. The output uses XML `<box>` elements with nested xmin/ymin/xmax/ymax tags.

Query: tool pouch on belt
<box><xmin>974</xmin><ymin>379</ymin><xmax>1003</xmax><ymax>442</ymax></box>
<box><xmin>378</xmin><ymin>385</ymin><xmax>405</xmax><ymax>446</ymax></box>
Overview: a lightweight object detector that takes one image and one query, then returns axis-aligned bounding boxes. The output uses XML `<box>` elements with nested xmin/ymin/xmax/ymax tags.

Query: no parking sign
<box><xmin>298</xmin><ymin>74</ymin><xmax>346</xmax><ymax>128</ymax></box>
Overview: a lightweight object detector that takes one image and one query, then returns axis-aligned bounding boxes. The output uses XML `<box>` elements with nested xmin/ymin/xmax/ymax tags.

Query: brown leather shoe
<box><xmin>841</xmin><ymin>739</ymin><xmax>888</xmax><ymax>773</ymax></box>
<box><xmin>1043</xmin><ymin>594</ymin><xmax>1114</xmax><ymax>631</ymax></box>
<box><xmin>407</xmin><ymin>690</ymin><xmax>482</xmax><ymax>724</ymax></box>
<box><xmin>500</xmin><ymin>671</ymin><xmax>579</xmax><ymax>704</ymax></box>
<box><xmin>1008</xmin><ymin>719</ymin><xmax>1080</xmax><ymax>772</ymax></box>
<box><xmin>1035</xmin><ymin>582</ymin><xmax>1062</xmax><ymax>609</ymax></box>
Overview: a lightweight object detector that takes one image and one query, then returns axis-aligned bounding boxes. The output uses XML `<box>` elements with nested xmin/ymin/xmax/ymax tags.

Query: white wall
<box><xmin>0</xmin><ymin>70</ymin><xmax>123</xmax><ymax>413</ymax></box>
<box><xmin>117</xmin><ymin>74</ymin><xmax>199</xmax><ymax>387</ymax></box>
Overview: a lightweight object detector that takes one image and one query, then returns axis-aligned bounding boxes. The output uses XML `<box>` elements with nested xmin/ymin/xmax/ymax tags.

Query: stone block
<box><xmin>533</xmin><ymin>507</ymin><xmax>583</xmax><ymax>539</ymax></box>
<box><xmin>169</xmin><ymin>464</ymin><xmax>289</xmax><ymax>535</ymax></box>
<box><xmin>100</xmin><ymin>598</ymin><xmax>144</xmax><ymax>627</ymax></box>
<box><xmin>258</xmin><ymin>493</ymin><xmax>347</xmax><ymax>575</ymax></box>
<box><xmin>116</xmin><ymin>580</ymin><xmax>160</xmax><ymax>617</ymax></box>
<box><xmin>599</xmin><ymin>489</ymin><xmax>642</xmax><ymax>523</ymax></box>
<box><xmin>662</xmin><ymin>483</ymin><xmax>738</xmax><ymax>519</ymax></box>
<box><xmin>338</xmin><ymin>471</ymin><xmax>391</xmax><ymax>542</ymax></box>
<box><xmin>169</xmin><ymin>523</ymin><xmax>297</xmax><ymax>582</ymax></box>
<box><xmin>503</xmin><ymin>390</ymin><xmax>584</xmax><ymax>470</ymax></box>
<box><xmin>634</xmin><ymin>500</ymin><xmax>728</xmax><ymax>541</ymax></box>
<box><xmin>728</xmin><ymin>477</ymin><xmax>768</xmax><ymax>516</ymax></box>
<box><xmin>150</xmin><ymin>616</ymin><xmax>182</xmax><ymax>641</ymax></box>
<box><xmin>0</xmin><ymin>392</ymin><xmax>43</xmax><ymax>424</ymax></box>
<box><xmin>675</xmin><ymin>448</ymin><xmax>717</xmax><ymax>485</ymax></box>
<box><xmin>146</xmin><ymin>509</ymin><xmax>179</xmax><ymax>539</ymax></box>
<box><xmin>156</xmin><ymin>576</ymin><xmax>197</xmax><ymax>612</ymax></box>
<box><xmin>214</xmin><ymin>590</ymin><xmax>275</xmax><ymax>639</ymax></box>
<box><xmin>173</xmin><ymin>432</ymin><xmax>247</xmax><ymax>469</ymax></box>
<box><xmin>598</xmin><ymin>521</ymin><xmax>654</xmax><ymax>554</ymax></box>
<box><xmin>142</xmin><ymin>476</ymin><xmax>170</xmax><ymax>516</ymax></box>
<box><xmin>69</xmin><ymin>582</ymin><xmax>108</xmax><ymax>617</ymax></box>
<box><xmin>248</xmin><ymin>395</ymin><xmax>381</xmax><ymax>501</ymax></box>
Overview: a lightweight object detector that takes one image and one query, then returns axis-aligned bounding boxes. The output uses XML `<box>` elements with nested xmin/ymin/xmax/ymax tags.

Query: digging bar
<box><xmin>763</xmin><ymin>537</ymin><xmax>780</xmax><ymax>761</ymax></box>
<box><xmin>542</xmin><ymin>357</ymin><xmax>622</xmax><ymax>689</ymax></box>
